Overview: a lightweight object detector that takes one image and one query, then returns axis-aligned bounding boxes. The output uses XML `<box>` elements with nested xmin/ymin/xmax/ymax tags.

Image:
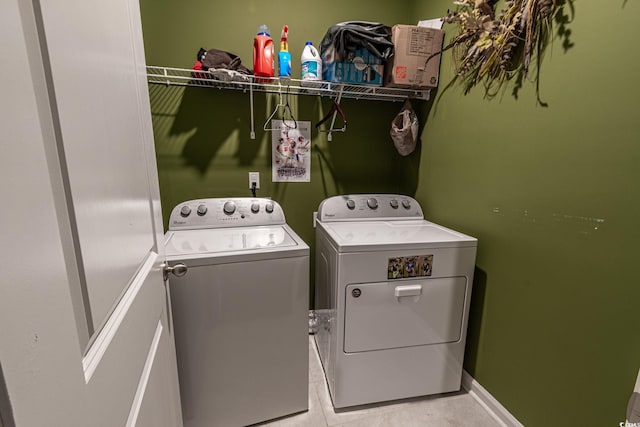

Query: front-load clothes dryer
<box><xmin>314</xmin><ymin>194</ymin><xmax>477</xmax><ymax>409</ymax></box>
<box><xmin>165</xmin><ymin>198</ymin><xmax>309</xmax><ymax>427</ymax></box>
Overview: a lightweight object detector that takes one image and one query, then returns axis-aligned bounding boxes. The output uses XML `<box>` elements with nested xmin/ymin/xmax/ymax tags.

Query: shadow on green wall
<box><xmin>152</xmin><ymin>80</ymin><xmax>429</xmax><ymax>198</ymax></box>
<box><xmin>309</xmin><ymin>97</ymin><xmax>429</xmax><ymax>197</ymax></box>
<box><xmin>463</xmin><ymin>267</ymin><xmax>488</xmax><ymax>377</ymax></box>
<box><xmin>511</xmin><ymin>0</ymin><xmax>576</xmax><ymax>105</ymax></box>
<box><xmin>169</xmin><ymin>86</ymin><xmax>266</xmax><ymax>172</ymax></box>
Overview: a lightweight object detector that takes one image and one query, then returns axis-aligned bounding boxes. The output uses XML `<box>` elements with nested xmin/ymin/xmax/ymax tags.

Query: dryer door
<box><xmin>344</xmin><ymin>277</ymin><xmax>467</xmax><ymax>353</ymax></box>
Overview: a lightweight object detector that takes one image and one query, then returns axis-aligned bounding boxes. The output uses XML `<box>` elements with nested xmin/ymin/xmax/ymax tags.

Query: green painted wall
<box><xmin>141</xmin><ymin>0</ymin><xmax>640</xmax><ymax>425</ymax></box>
<box><xmin>412</xmin><ymin>1</ymin><xmax>640</xmax><ymax>426</ymax></box>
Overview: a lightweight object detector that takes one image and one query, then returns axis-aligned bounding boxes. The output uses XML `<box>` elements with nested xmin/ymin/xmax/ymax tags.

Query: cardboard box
<box><xmin>384</xmin><ymin>25</ymin><xmax>444</xmax><ymax>89</ymax></box>
<box><xmin>322</xmin><ymin>46</ymin><xmax>384</xmax><ymax>86</ymax></box>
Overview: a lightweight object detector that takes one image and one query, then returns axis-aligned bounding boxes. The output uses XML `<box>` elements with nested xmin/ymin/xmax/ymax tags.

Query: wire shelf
<box><xmin>147</xmin><ymin>66</ymin><xmax>430</xmax><ymax>102</ymax></box>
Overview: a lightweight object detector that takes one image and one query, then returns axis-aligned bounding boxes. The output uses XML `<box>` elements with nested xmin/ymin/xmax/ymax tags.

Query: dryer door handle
<box><xmin>394</xmin><ymin>284</ymin><xmax>422</xmax><ymax>298</ymax></box>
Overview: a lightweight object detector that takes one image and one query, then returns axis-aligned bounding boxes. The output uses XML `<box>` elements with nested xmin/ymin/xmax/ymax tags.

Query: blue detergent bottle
<box><xmin>278</xmin><ymin>25</ymin><xmax>291</xmax><ymax>77</ymax></box>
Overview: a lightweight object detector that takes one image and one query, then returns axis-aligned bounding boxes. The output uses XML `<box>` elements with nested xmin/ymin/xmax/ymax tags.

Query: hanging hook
<box><xmin>263</xmin><ymin>83</ymin><xmax>284</xmax><ymax>131</ymax></box>
<box><xmin>316</xmin><ymin>86</ymin><xmax>346</xmax><ymax>140</ymax></box>
<box><xmin>282</xmin><ymin>85</ymin><xmax>298</xmax><ymax>130</ymax></box>
<box><xmin>263</xmin><ymin>82</ymin><xmax>297</xmax><ymax>131</ymax></box>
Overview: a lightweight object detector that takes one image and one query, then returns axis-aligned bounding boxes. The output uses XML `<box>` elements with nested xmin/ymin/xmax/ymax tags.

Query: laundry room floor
<box><xmin>256</xmin><ymin>337</ymin><xmax>501</xmax><ymax>427</ymax></box>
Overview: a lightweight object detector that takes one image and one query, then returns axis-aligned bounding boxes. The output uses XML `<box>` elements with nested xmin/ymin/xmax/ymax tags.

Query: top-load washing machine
<box><xmin>314</xmin><ymin>194</ymin><xmax>477</xmax><ymax>409</ymax></box>
<box><xmin>164</xmin><ymin>198</ymin><xmax>309</xmax><ymax>427</ymax></box>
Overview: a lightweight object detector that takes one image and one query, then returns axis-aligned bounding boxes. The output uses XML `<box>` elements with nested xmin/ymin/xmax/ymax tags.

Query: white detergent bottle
<box><xmin>301</xmin><ymin>41</ymin><xmax>322</xmax><ymax>81</ymax></box>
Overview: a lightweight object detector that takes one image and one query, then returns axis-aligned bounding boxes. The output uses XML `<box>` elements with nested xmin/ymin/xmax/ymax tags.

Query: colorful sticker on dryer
<box><xmin>387</xmin><ymin>257</ymin><xmax>404</xmax><ymax>279</ymax></box>
<box><xmin>418</xmin><ymin>255</ymin><xmax>433</xmax><ymax>276</ymax></box>
<box><xmin>389</xmin><ymin>255</ymin><xmax>434</xmax><ymax>279</ymax></box>
<box><xmin>404</xmin><ymin>256</ymin><xmax>418</xmax><ymax>278</ymax></box>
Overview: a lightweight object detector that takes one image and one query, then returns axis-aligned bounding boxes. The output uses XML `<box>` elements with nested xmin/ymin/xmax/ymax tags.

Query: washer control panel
<box><xmin>317</xmin><ymin>194</ymin><xmax>423</xmax><ymax>222</ymax></box>
<box><xmin>169</xmin><ymin>198</ymin><xmax>285</xmax><ymax>230</ymax></box>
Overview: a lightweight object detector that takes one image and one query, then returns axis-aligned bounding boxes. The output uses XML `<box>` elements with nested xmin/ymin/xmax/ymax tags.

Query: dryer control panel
<box><xmin>168</xmin><ymin>198</ymin><xmax>286</xmax><ymax>230</ymax></box>
<box><xmin>317</xmin><ymin>194</ymin><xmax>424</xmax><ymax>222</ymax></box>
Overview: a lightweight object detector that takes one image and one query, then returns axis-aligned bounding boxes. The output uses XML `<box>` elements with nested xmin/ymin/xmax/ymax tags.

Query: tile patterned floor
<box><xmin>256</xmin><ymin>337</ymin><xmax>501</xmax><ymax>427</ymax></box>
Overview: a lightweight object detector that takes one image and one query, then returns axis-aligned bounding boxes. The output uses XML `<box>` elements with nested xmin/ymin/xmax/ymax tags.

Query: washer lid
<box><xmin>165</xmin><ymin>225</ymin><xmax>299</xmax><ymax>258</ymax></box>
<box><xmin>320</xmin><ymin>220</ymin><xmax>477</xmax><ymax>252</ymax></box>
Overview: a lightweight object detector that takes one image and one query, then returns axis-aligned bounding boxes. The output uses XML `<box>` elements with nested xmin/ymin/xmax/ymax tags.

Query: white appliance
<box><xmin>165</xmin><ymin>198</ymin><xmax>309</xmax><ymax>427</ymax></box>
<box><xmin>314</xmin><ymin>194</ymin><xmax>477</xmax><ymax>408</ymax></box>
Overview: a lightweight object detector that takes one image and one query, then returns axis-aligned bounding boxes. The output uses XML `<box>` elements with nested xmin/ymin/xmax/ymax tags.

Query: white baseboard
<box><xmin>461</xmin><ymin>370</ymin><xmax>524</xmax><ymax>427</ymax></box>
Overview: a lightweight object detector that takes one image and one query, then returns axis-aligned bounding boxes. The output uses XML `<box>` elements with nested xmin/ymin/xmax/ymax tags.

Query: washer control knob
<box><xmin>367</xmin><ymin>198</ymin><xmax>378</xmax><ymax>210</ymax></box>
<box><xmin>180</xmin><ymin>205</ymin><xmax>192</xmax><ymax>217</ymax></box>
<box><xmin>402</xmin><ymin>199</ymin><xmax>411</xmax><ymax>209</ymax></box>
<box><xmin>196</xmin><ymin>204</ymin><xmax>208</xmax><ymax>216</ymax></box>
<box><xmin>265</xmin><ymin>202</ymin><xmax>274</xmax><ymax>213</ymax></box>
<box><xmin>346</xmin><ymin>199</ymin><xmax>356</xmax><ymax>210</ymax></box>
<box><xmin>390</xmin><ymin>199</ymin><xmax>399</xmax><ymax>209</ymax></box>
<box><xmin>223</xmin><ymin>201</ymin><xmax>236</xmax><ymax>215</ymax></box>
<box><xmin>251</xmin><ymin>203</ymin><xmax>260</xmax><ymax>213</ymax></box>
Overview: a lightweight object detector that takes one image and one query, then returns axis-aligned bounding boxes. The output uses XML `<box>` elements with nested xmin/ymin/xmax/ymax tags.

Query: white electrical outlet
<box><xmin>249</xmin><ymin>172</ymin><xmax>260</xmax><ymax>189</ymax></box>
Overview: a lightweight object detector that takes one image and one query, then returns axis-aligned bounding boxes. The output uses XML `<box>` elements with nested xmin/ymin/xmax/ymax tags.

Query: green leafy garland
<box><xmin>441</xmin><ymin>0</ymin><xmax>573</xmax><ymax>104</ymax></box>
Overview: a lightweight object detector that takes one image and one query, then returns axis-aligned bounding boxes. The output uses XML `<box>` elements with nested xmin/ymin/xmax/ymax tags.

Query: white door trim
<box><xmin>82</xmin><ymin>252</ymin><xmax>158</xmax><ymax>382</ymax></box>
<box><xmin>126</xmin><ymin>320</ymin><xmax>164</xmax><ymax>426</ymax></box>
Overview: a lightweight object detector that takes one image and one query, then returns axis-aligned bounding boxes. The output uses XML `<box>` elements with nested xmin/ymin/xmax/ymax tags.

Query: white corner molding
<box><xmin>462</xmin><ymin>370</ymin><xmax>524</xmax><ymax>427</ymax></box>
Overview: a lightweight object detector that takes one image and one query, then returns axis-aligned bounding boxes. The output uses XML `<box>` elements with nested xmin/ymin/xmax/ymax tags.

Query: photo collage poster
<box><xmin>271</xmin><ymin>119</ymin><xmax>311</xmax><ymax>182</ymax></box>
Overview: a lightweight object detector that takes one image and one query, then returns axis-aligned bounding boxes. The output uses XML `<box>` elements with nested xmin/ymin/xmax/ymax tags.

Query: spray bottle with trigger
<box><xmin>278</xmin><ymin>25</ymin><xmax>291</xmax><ymax>78</ymax></box>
